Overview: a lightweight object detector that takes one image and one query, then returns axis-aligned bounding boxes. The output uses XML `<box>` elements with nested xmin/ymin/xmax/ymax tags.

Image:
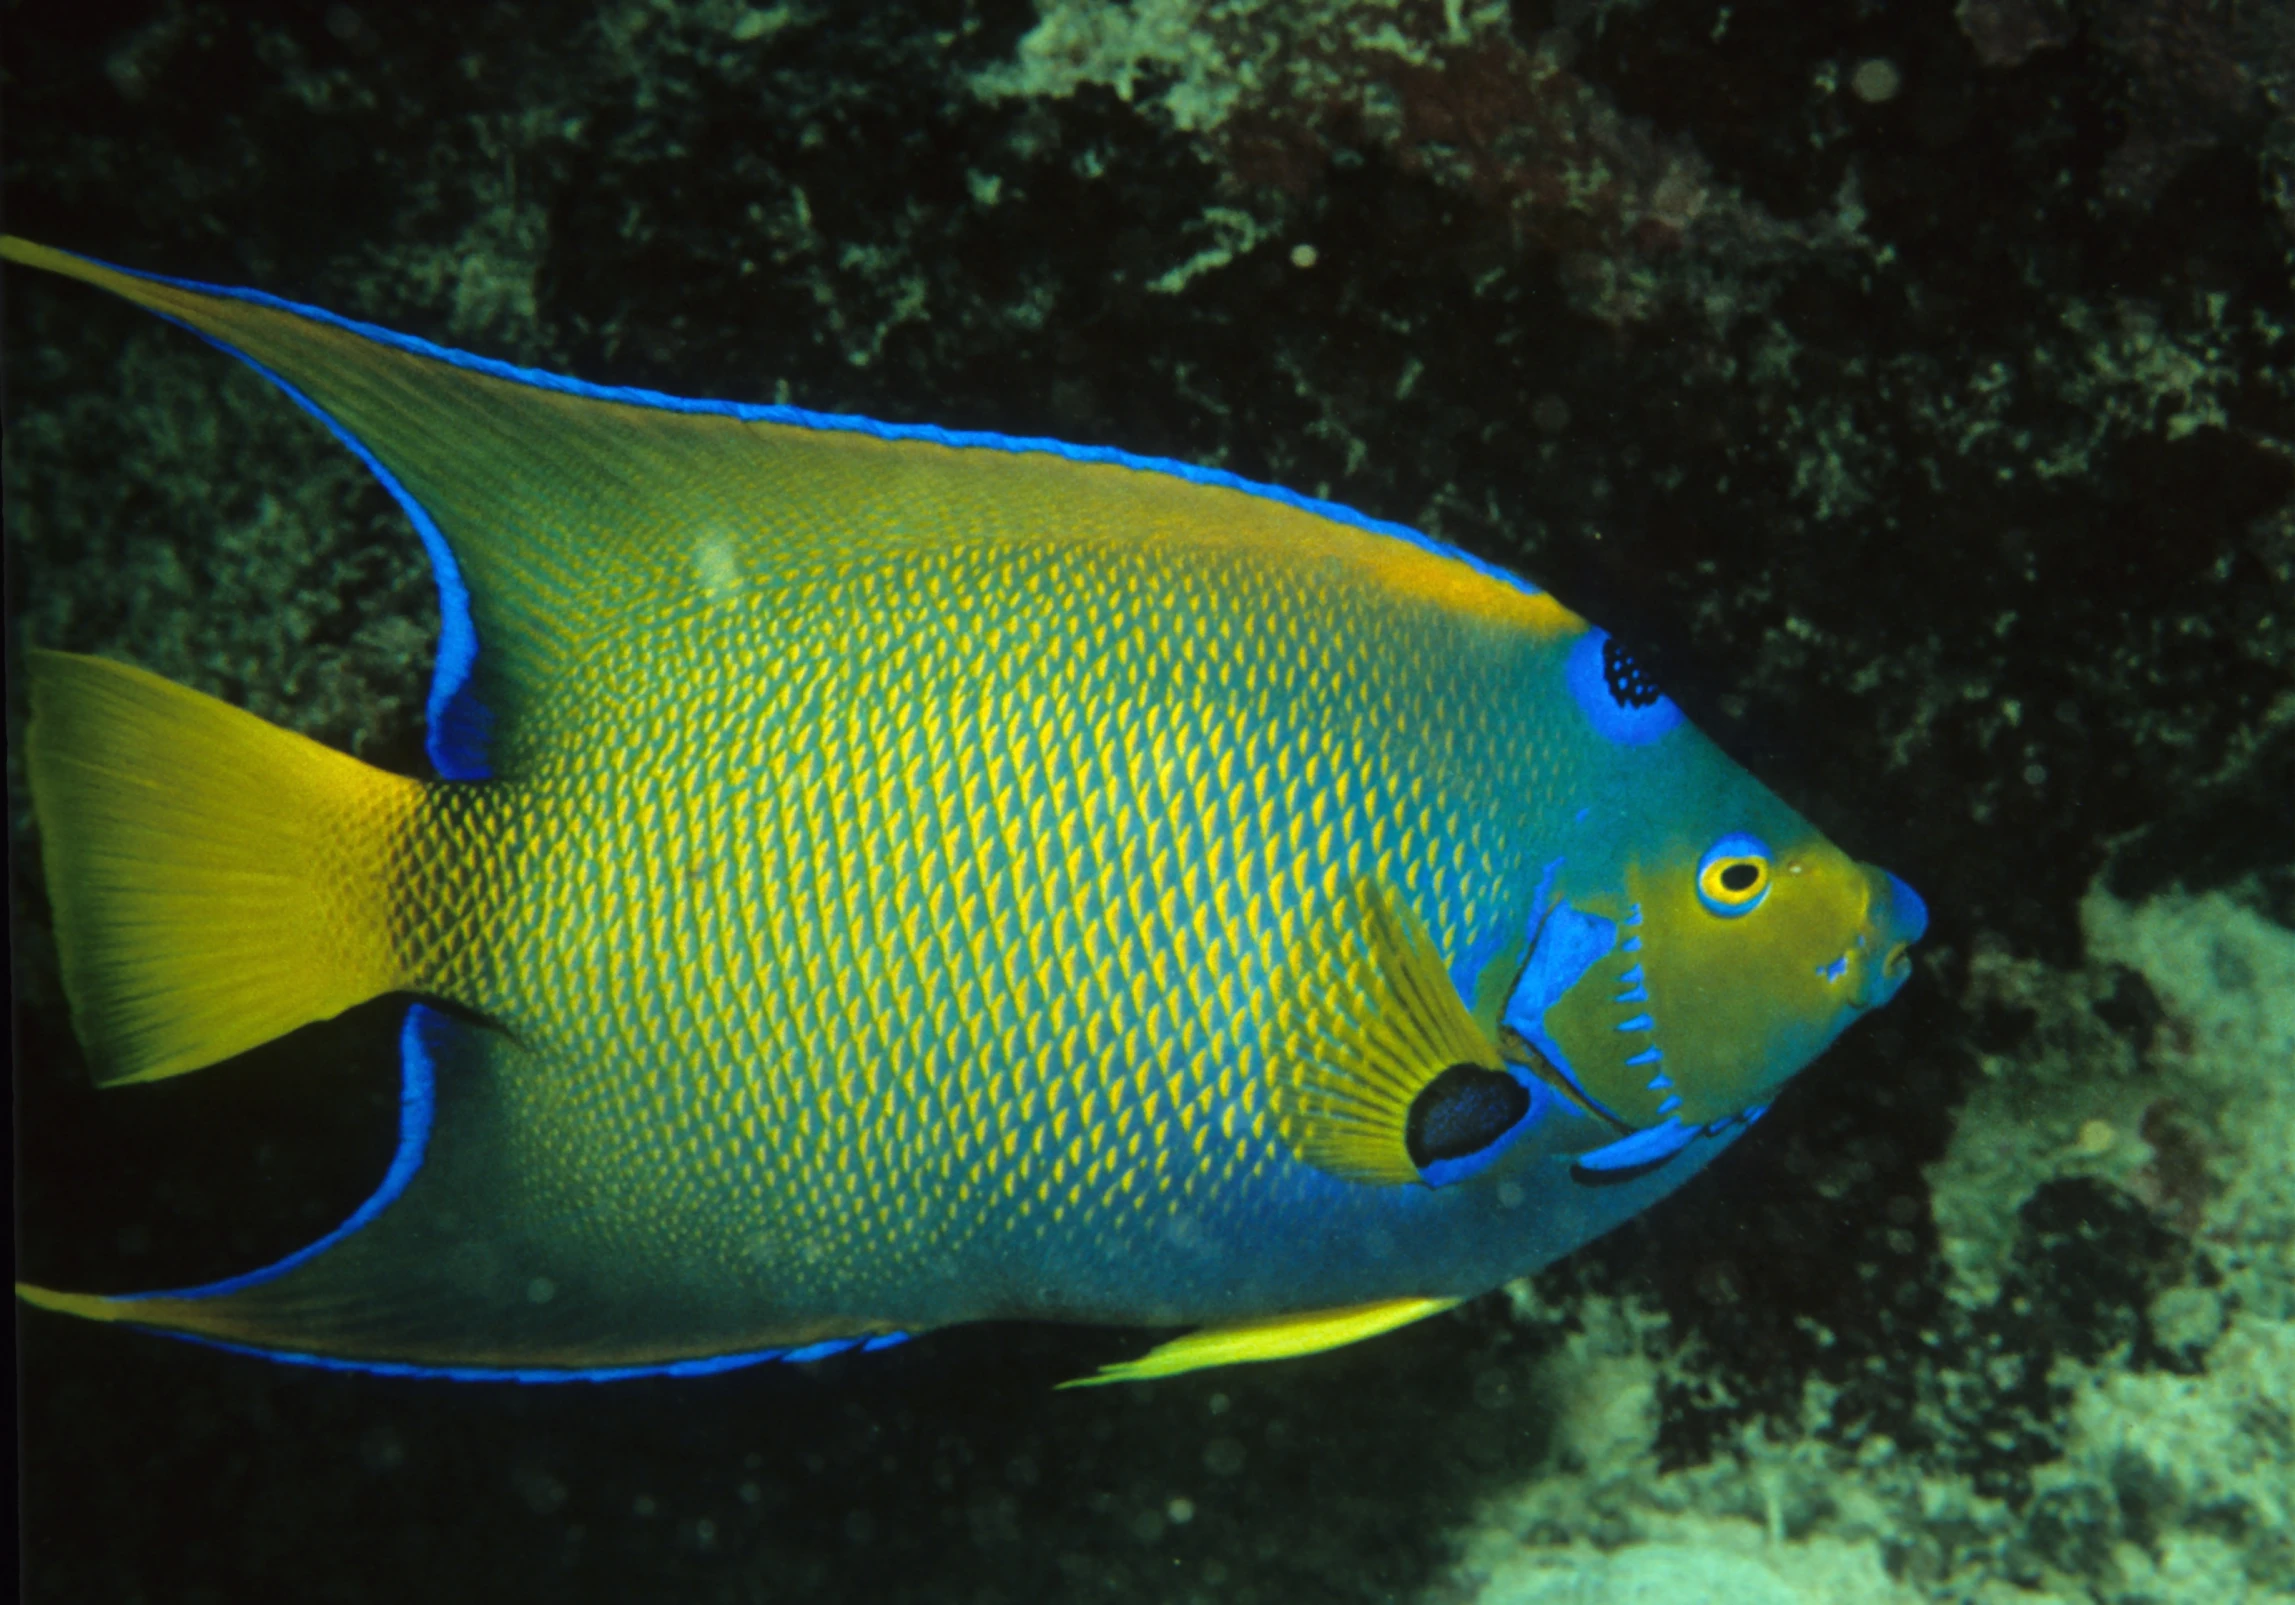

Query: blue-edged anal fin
<box><xmin>17</xmin><ymin>1007</ymin><xmax>882</xmax><ymax>1378</ymax></box>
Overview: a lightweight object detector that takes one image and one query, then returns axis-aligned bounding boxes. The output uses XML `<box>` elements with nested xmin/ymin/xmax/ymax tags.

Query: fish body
<box><xmin>6</xmin><ymin>237</ymin><xmax>1925</xmax><ymax>1383</ymax></box>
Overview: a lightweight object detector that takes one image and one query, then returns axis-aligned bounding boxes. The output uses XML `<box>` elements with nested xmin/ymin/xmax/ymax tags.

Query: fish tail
<box><xmin>25</xmin><ymin>649</ymin><xmax>426</xmax><ymax>1085</ymax></box>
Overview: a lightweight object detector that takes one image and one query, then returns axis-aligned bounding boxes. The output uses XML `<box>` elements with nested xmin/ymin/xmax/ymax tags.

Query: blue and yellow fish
<box><xmin>6</xmin><ymin>236</ymin><xmax>1925</xmax><ymax>1385</ymax></box>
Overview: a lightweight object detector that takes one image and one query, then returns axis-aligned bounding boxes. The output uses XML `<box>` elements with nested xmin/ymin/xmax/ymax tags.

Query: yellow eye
<box><xmin>1696</xmin><ymin>835</ymin><xmax>1770</xmax><ymax>916</ymax></box>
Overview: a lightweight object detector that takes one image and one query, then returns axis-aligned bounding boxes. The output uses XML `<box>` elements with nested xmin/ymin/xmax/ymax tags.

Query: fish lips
<box><xmin>1840</xmin><ymin>867</ymin><xmax>1927</xmax><ymax>1011</ymax></box>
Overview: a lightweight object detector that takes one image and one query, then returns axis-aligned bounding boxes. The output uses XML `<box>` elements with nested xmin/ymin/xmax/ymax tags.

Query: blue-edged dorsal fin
<box><xmin>14</xmin><ymin>1005</ymin><xmax>903</xmax><ymax>1379</ymax></box>
<box><xmin>5</xmin><ymin>237</ymin><xmax>664</xmax><ymax>778</ymax></box>
<box><xmin>3</xmin><ymin>235</ymin><xmax>1581</xmax><ymax>782</ymax></box>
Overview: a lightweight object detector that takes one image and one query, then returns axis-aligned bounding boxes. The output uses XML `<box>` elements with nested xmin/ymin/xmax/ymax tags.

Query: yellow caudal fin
<box><xmin>1059</xmin><ymin>1297</ymin><xmax>1462</xmax><ymax>1387</ymax></box>
<box><xmin>25</xmin><ymin>649</ymin><xmax>425</xmax><ymax>1085</ymax></box>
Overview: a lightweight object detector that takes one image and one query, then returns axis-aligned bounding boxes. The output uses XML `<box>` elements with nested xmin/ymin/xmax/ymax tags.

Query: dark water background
<box><xmin>8</xmin><ymin>2</ymin><xmax>2292</xmax><ymax>1601</ymax></box>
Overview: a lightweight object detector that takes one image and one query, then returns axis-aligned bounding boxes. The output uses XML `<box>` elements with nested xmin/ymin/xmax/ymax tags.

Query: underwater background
<box><xmin>5</xmin><ymin>1</ymin><xmax>2290</xmax><ymax>1601</ymax></box>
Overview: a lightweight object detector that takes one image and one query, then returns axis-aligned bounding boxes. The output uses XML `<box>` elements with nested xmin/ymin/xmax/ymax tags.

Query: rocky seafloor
<box><xmin>6</xmin><ymin>2</ymin><xmax>2290</xmax><ymax>1602</ymax></box>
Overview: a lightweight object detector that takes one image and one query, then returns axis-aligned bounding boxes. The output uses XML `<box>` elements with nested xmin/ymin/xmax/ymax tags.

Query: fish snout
<box><xmin>1855</xmin><ymin>868</ymin><xmax>1926</xmax><ymax>1008</ymax></box>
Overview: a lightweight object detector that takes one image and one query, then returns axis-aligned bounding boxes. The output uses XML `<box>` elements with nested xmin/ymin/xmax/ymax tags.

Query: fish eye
<box><xmin>1696</xmin><ymin>834</ymin><xmax>1771</xmax><ymax>916</ymax></box>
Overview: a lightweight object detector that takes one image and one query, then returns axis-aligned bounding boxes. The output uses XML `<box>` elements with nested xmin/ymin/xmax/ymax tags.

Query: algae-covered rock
<box><xmin>1441</xmin><ymin>883</ymin><xmax>2294</xmax><ymax>1604</ymax></box>
<box><xmin>1462</xmin><ymin>1534</ymin><xmax>1919</xmax><ymax>1605</ymax></box>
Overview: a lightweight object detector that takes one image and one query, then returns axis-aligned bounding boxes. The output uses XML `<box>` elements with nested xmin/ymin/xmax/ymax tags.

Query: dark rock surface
<box><xmin>9</xmin><ymin>2</ymin><xmax>2291</xmax><ymax>1601</ymax></box>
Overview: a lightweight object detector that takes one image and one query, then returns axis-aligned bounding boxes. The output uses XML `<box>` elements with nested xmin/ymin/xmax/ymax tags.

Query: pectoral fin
<box><xmin>1060</xmin><ymin>1297</ymin><xmax>1462</xmax><ymax>1387</ymax></box>
<box><xmin>1267</xmin><ymin>880</ymin><xmax>1515</xmax><ymax>1186</ymax></box>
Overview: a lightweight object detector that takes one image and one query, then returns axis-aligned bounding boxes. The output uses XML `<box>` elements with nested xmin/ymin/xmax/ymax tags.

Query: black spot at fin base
<box><xmin>1405</xmin><ymin>1064</ymin><xmax>1531</xmax><ymax>1169</ymax></box>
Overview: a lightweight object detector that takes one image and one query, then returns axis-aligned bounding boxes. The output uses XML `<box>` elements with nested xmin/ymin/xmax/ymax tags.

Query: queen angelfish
<box><xmin>5</xmin><ymin>236</ymin><xmax>1927</xmax><ymax>1385</ymax></box>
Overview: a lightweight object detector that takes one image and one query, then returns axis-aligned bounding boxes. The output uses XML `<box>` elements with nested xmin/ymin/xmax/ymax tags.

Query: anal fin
<box><xmin>16</xmin><ymin>1004</ymin><xmax>899</xmax><ymax>1380</ymax></box>
<box><xmin>1060</xmin><ymin>1297</ymin><xmax>1461</xmax><ymax>1388</ymax></box>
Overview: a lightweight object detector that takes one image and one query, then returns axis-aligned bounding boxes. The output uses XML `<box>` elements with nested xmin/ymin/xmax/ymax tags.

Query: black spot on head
<box><xmin>1405</xmin><ymin>1064</ymin><xmax>1531</xmax><ymax>1171</ymax></box>
<box><xmin>1720</xmin><ymin>861</ymin><xmax>1761</xmax><ymax>892</ymax></box>
<box><xmin>1600</xmin><ymin>636</ymin><xmax>1663</xmax><ymax>709</ymax></box>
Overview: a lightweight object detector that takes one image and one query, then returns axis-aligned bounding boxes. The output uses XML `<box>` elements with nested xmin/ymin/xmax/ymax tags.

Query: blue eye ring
<box><xmin>1696</xmin><ymin>833</ymin><xmax>1771</xmax><ymax>916</ymax></box>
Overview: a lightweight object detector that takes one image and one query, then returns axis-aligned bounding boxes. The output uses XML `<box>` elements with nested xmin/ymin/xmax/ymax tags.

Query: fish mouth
<box><xmin>1828</xmin><ymin>868</ymin><xmax>1926</xmax><ymax>1009</ymax></box>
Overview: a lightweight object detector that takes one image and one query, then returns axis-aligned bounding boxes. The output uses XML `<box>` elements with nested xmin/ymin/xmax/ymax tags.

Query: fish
<box><xmin>4</xmin><ymin>235</ymin><xmax>1928</xmax><ymax>1386</ymax></box>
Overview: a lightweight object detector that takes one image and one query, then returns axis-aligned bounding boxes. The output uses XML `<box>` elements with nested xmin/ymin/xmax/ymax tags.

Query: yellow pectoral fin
<box><xmin>1060</xmin><ymin>1296</ymin><xmax>1462</xmax><ymax>1388</ymax></box>
<box><xmin>1267</xmin><ymin>879</ymin><xmax>1509</xmax><ymax>1187</ymax></box>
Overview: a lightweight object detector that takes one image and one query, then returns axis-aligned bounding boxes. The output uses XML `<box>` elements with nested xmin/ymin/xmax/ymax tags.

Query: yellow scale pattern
<box><xmin>390</xmin><ymin>464</ymin><xmax>1574</xmax><ymax>1325</ymax></box>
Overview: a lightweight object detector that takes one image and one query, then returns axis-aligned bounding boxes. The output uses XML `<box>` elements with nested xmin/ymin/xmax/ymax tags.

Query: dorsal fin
<box><xmin>1</xmin><ymin>236</ymin><xmax>1575</xmax><ymax>780</ymax></box>
<box><xmin>4</xmin><ymin>238</ymin><xmax>776</xmax><ymax>776</ymax></box>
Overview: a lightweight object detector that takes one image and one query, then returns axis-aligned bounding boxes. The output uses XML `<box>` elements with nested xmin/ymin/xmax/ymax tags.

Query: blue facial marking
<box><xmin>1575</xmin><ymin>1118</ymin><xmax>1697</xmax><ymax>1173</ymax></box>
<box><xmin>1621</xmin><ymin>936</ymin><xmax>1643</xmax><ymax>952</ymax></box>
<box><xmin>1624</xmin><ymin>1047</ymin><xmax>1663</xmax><ymax>1067</ymax></box>
<box><xmin>1614</xmin><ymin>983</ymin><xmax>1649</xmax><ymax>1003</ymax></box>
<box><xmin>1505</xmin><ymin>901</ymin><xmax>1619</xmax><ymax>1112</ymax></box>
<box><xmin>1702</xmin><ymin>1102</ymin><xmax>1773</xmax><ymax>1139</ymax></box>
<box><xmin>1818</xmin><ymin>953</ymin><xmax>1850</xmax><ymax>983</ymax></box>
<box><xmin>1615</xmin><ymin>1014</ymin><xmax>1655</xmax><ymax>1034</ymax></box>
<box><xmin>1645</xmin><ymin>1073</ymin><xmax>1672</xmax><ymax>1090</ymax></box>
<box><xmin>1885</xmin><ymin>873</ymin><xmax>1929</xmax><ymax>945</ymax></box>
<box><xmin>784</xmin><ymin>1338</ymin><xmax>861</xmax><ymax>1364</ymax></box>
<box><xmin>1565</xmin><ymin>628</ymin><xmax>1685</xmax><ymax>747</ymax></box>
